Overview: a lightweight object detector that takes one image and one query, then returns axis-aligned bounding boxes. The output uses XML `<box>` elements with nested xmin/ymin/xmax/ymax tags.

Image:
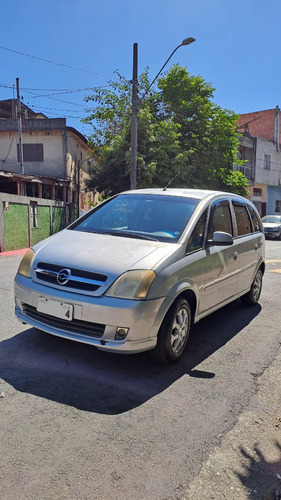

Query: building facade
<box><xmin>235</xmin><ymin>106</ymin><xmax>281</xmax><ymax>216</ymax></box>
<box><xmin>0</xmin><ymin>100</ymin><xmax>97</xmax><ymax>252</ymax></box>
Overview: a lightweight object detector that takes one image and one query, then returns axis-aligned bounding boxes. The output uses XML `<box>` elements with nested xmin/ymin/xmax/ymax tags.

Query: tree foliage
<box><xmin>82</xmin><ymin>66</ymin><xmax>247</xmax><ymax>197</ymax></box>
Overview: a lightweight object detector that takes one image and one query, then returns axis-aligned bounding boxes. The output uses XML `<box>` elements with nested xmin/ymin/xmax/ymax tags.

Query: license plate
<box><xmin>37</xmin><ymin>297</ymin><xmax>73</xmax><ymax>321</ymax></box>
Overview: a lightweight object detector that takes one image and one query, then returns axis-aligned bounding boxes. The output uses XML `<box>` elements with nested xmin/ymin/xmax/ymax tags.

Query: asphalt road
<box><xmin>0</xmin><ymin>240</ymin><xmax>280</xmax><ymax>500</ymax></box>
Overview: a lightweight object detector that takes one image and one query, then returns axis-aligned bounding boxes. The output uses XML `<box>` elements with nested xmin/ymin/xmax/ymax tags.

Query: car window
<box><xmin>95</xmin><ymin>197</ymin><xmax>136</xmax><ymax>230</ymax></box>
<box><xmin>186</xmin><ymin>210</ymin><xmax>208</xmax><ymax>253</ymax></box>
<box><xmin>247</xmin><ymin>205</ymin><xmax>262</xmax><ymax>232</ymax></box>
<box><xmin>70</xmin><ymin>194</ymin><xmax>200</xmax><ymax>243</ymax></box>
<box><xmin>207</xmin><ymin>200</ymin><xmax>233</xmax><ymax>240</ymax></box>
<box><xmin>262</xmin><ymin>215</ymin><xmax>281</xmax><ymax>224</ymax></box>
<box><xmin>233</xmin><ymin>202</ymin><xmax>252</xmax><ymax>236</ymax></box>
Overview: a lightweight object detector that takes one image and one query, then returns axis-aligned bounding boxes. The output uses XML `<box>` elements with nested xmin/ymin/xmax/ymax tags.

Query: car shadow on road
<box><xmin>0</xmin><ymin>300</ymin><xmax>261</xmax><ymax>414</ymax></box>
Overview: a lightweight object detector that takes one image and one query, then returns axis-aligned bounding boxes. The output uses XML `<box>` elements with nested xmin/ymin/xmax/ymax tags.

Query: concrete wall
<box><xmin>0</xmin><ymin>193</ymin><xmax>67</xmax><ymax>252</ymax></box>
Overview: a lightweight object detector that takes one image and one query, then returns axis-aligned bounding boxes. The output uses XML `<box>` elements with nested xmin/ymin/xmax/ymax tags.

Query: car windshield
<box><xmin>262</xmin><ymin>215</ymin><xmax>281</xmax><ymax>224</ymax></box>
<box><xmin>70</xmin><ymin>193</ymin><xmax>200</xmax><ymax>242</ymax></box>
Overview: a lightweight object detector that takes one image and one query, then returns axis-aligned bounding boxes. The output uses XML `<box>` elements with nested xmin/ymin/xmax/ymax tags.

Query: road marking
<box><xmin>265</xmin><ymin>258</ymin><xmax>281</xmax><ymax>274</ymax></box>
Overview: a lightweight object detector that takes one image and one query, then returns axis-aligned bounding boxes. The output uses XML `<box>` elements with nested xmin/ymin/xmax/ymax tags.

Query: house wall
<box><xmin>65</xmin><ymin>130</ymin><xmax>90</xmax><ymax>184</ymax></box>
<box><xmin>252</xmin><ymin>138</ymin><xmax>281</xmax><ymax>215</ymax></box>
<box><xmin>0</xmin><ymin>112</ymin><xmax>97</xmax><ymax>250</ymax></box>
<box><xmin>238</xmin><ymin>107</ymin><xmax>281</xmax><ymax>144</ymax></box>
<box><xmin>267</xmin><ymin>186</ymin><xmax>281</xmax><ymax>214</ymax></box>
<box><xmin>0</xmin><ymin>129</ymin><xmax>65</xmax><ymax>177</ymax></box>
<box><xmin>247</xmin><ymin>183</ymin><xmax>267</xmax><ymax>216</ymax></box>
<box><xmin>255</xmin><ymin>137</ymin><xmax>281</xmax><ymax>185</ymax></box>
<box><xmin>237</xmin><ymin>133</ymin><xmax>281</xmax><ymax>216</ymax></box>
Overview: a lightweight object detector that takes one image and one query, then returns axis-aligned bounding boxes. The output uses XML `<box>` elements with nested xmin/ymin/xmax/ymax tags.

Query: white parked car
<box><xmin>262</xmin><ymin>215</ymin><xmax>281</xmax><ymax>239</ymax></box>
<box><xmin>14</xmin><ymin>189</ymin><xmax>265</xmax><ymax>363</ymax></box>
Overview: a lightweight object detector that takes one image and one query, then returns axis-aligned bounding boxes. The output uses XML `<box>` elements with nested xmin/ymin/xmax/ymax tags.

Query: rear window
<box><xmin>247</xmin><ymin>205</ymin><xmax>262</xmax><ymax>232</ymax></box>
<box><xmin>70</xmin><ymin>194</ymin><xmax>200</xmax><ymax>243</ymax></box>
<box><xmin>207</xmin><ymin>200</ymin><xmax>233</xmax><ymax>240</ymax></box>
<box><xmin>233</xmin><ymin>201</ymin><xmax>253</xmax><ymax>236</ymax></box>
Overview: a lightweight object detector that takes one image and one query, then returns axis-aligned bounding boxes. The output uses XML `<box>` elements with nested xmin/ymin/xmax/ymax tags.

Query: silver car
<box><xmin>14</xmin><ymin>189</ymin><xmax>265</xmax><ymax>363</ymax></box>
<box><xmin>261</xmin><ymin>215</ymin><xmax>281</xmax><ymax>239</ymax></box>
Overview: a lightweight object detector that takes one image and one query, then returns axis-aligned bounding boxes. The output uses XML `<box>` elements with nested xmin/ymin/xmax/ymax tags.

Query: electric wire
<box><xmin>0</xmin><ymin>45</ymin><xmax>111</xmax><ymax>77</ymax></box>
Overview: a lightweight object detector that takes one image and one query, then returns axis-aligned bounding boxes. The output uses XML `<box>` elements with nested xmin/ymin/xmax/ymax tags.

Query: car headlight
<box><xmin>17</xmin><ymin>249</ymin><xmax>35</xmax><ymax>277</ymax></box>
<box><xmin>106</xmin><ymin>270</ymin><xmax>156</xmax><ymax>300</ymax></box>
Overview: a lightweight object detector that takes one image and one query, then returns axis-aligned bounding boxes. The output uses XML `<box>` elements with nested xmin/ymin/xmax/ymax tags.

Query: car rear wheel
<box><xmin>151</xmin><ymin>298</ymin><xmax>191</xmax><ymax>364</ymax></box>
<box><xmin>241</xmin><ymin>268</ymin><xmax>263</xmax><ymax>306</ymax></box>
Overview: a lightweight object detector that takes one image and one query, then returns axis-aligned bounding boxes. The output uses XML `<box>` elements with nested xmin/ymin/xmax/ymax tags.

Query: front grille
<box><xmin>23</xmin><ymin>304</ymin><xmax>105</xmax><ymax>338</ymax></box>
<box><xmin>35</xmin><ymin>262</ymin><xmax>108</xmax><ymax>292</ymax></box>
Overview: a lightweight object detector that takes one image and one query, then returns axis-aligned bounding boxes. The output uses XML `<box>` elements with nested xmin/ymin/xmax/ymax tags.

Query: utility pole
<box><xmin>130</xmin><ymin>43</ymin><xmax>138</xmax><ymax>190</ymax></box>
<box><xmin>16</xmin><ymin>78</ymin><xmax>25</xmax><ymax>194</ymax></box>
<box><xmin>12</xmin><ymin>83</ymin><xmax>16</xmax><ymax>119</ymax></box>
<box><xmin>129</xmin><ymin>38</ymin><xmax>195</xmax><ymax>189</ymax></box>
<box><xmin>77</xmin><ymin>160</ymin><xmax>80</xmax><ymax>216</ymax></box>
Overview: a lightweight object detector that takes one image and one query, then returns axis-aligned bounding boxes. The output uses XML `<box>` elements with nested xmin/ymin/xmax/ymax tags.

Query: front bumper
<box><xmin>264</xmin><ymin>230</ymin><xmax>281</xmax><ymax>239</ymax></box>
<box><xmin>14</xmin><ymin>275</ymin><xmax>170</xmax><ymax>354</ymax></box>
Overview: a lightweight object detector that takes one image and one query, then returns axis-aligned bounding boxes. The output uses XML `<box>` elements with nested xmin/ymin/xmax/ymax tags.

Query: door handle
<box><xmin>233</xmin><ymin>252</ymin><xmax>238</xmax><ymax>260</ymax></box>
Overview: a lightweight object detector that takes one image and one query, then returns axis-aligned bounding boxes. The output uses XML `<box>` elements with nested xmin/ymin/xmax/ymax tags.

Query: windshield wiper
<box><xmin>73</xmin><ymin>228</ymin><xmax>159</xmax><ymax>241</ymax></box>
<box><xmin>109</xmin><ymin>230</ymin><xmax>159</xmax><ymax>241</ymax></box>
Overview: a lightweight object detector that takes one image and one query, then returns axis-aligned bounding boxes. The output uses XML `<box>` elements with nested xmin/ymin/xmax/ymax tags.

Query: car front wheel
<box><xmin>241</xmin><ymin>268</ymin><xmax>263</xmax><ymax>306</ymax></box>
<box><xmin>151</xmin><ymin>298</ymin><xmax>191</xmax><ymax>364</ymax></box>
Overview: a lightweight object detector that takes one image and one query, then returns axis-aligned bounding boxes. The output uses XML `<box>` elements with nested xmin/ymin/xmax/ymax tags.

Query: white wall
<box><xmin>0</xmin><ymin>129</ymin><xmax>65</xmax><ymax>177</ymax></box>
<box><xmin>255</xmin><ymin>137</ymin><xmax>281</xmax><ymax>186</ymax></box>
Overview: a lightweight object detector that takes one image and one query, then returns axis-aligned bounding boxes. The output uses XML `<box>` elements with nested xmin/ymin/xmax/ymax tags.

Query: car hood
<box><xmin>263</xmin><ymin>223</ymin><xmax>281</xmax><ymax>228</ymax></box>
<box><xmin>32</xmin><ymin>229</ymin><xmax>177</xmax><ymax>279</ymax></box>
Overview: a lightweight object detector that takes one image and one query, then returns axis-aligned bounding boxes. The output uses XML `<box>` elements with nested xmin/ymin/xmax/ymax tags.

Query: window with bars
<box><xmin>253</xmin><ymin>188</ymin><xmax>262</xmax><ymax>197</ymax></box>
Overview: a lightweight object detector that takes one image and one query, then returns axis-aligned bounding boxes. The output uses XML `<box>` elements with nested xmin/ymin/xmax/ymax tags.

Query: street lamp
<box><xmin>130</xmin><ymin>37</ymin><xmax>195</xmax><ymax>190</ymax></box>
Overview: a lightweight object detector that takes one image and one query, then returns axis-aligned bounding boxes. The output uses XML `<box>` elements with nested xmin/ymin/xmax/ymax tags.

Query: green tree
<box><xmin>82</xmin><ymin>66</ymin><xmax>248</xmax><ymax>197</ymax></box>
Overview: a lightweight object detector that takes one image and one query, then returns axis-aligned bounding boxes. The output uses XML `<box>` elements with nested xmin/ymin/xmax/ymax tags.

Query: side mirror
<box><xmin>208</xmin><ymin>231</ymin><xmax>233</xmax><ymax>246</ymax></box>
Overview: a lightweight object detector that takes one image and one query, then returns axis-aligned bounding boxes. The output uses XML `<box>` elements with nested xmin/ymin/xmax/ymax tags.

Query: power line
<box><xmin>0</xmin><ymin>82</ymin><xmax>108</xmax><ymax>108</ymax></box>
<box><xmin>28</xmin><ymin>104</ymin><xmax>88</xmax><ymax>113</ymax></box>
<box><xmin>0</xmin><ymin>45</ymin><xmax>111</xmax><ymax>77</ymax></box>
<box><xmin>0</xmin><ymin>82</ymin><xmax>109</xmax><ymax>95</ymax></box>
<box><xmin>24</xmin><ymin>87</ymin><xmax>107</xmax><ymax>98</ymax></box>
<box><xmin>21</xmin><ymin>89</ymin><xmax>86</xmax><ymax>107</ymax></box>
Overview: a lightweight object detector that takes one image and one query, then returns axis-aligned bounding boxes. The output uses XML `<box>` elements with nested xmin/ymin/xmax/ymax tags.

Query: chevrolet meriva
<box><xmin>14</xmin><ymin>189</ymin><xmax>265</xmax><ymax>363</ymax></box>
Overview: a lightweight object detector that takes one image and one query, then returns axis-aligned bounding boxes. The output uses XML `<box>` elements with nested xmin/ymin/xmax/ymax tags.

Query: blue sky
<box><xmin>1</xmin><ymin>0</ymin><xmax>280</xmax><ymax>136</ymax></box>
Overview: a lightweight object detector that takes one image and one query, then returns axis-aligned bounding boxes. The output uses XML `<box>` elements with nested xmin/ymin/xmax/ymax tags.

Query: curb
<box><xmin>183</xmin><ymin>346</ymin><xmax>281</xmax><ymax>500</ymax></box>
<box><xmin>0</xmin><ymin>248</ymin><xmax>29</xmax><ymax>257</ymax></box>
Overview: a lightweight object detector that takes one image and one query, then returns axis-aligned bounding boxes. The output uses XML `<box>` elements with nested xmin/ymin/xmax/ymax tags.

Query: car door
<box><xmin>231</xmin><ymin>199</ymin><xmax>264</xmax><ymax>295</ymax></box>
<box><xmin>198</xmin><ymin>198</ymin><xmax>239</xmax><ymax>314</ymax></box>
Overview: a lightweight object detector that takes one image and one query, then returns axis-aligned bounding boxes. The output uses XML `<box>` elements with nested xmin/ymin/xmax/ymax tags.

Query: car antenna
<box><xmin>163</xmin><ymin>171</ymin><xmax>181</xmax><ymax>191</ymax></box>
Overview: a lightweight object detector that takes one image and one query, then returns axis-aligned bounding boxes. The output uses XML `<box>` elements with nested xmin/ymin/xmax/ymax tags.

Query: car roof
<box><xmin>121</xmin><ymin>188</ymin><xmax>244</xmax><ymax>201</ymax></box>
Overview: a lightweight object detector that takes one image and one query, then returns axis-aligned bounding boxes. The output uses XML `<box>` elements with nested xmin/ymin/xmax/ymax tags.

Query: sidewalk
<box><xmin>0</xmin><ymin>248</ymin><xmax>29</xmax><ymax>257</ymax></box>
<box><xmin>183</xmin><ymin>345</ymin><xmax>281</xmax><ymax>500</ymax></box>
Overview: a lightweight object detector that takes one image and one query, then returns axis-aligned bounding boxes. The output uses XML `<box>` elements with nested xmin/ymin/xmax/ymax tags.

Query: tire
<box><xmin>241</xmin><ymin>268</ymin><xmax>263</xmax><ymax>306</ymax></box>
<box><xmin>151</xmin><ymin>298</ymin><xmax>191</xmax><ymax>364</ymax></box>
